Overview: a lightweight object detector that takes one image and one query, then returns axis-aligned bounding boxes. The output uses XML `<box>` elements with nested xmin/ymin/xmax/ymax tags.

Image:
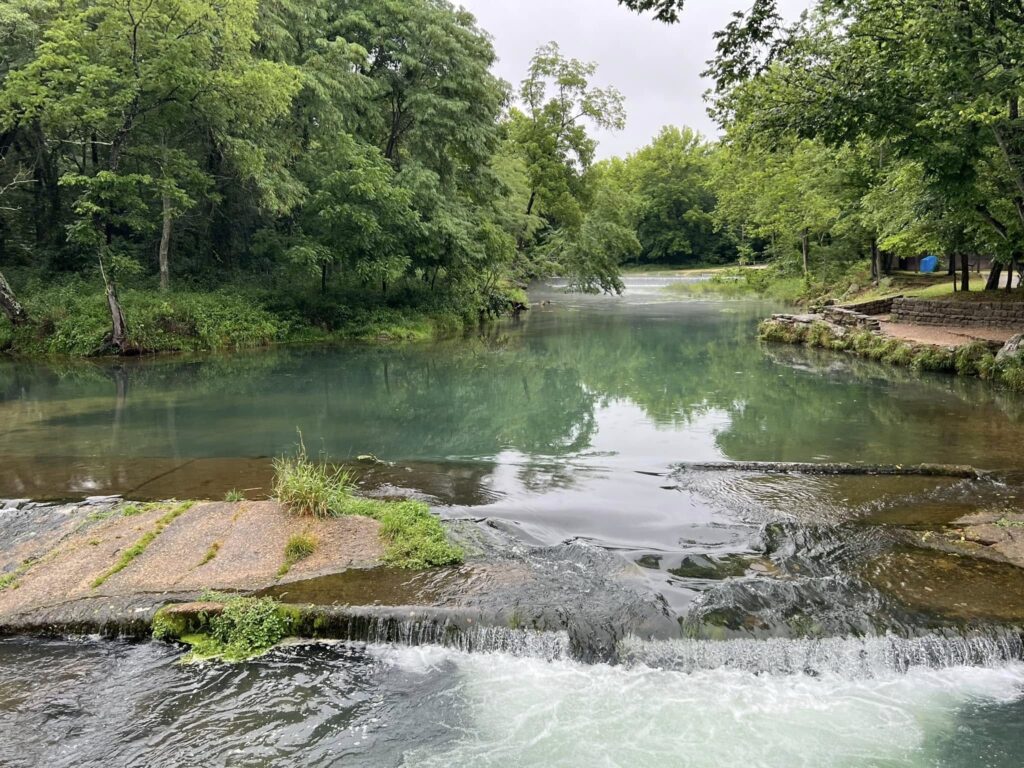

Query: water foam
<box><xmin>385</xmin><ymin>645</ymin><xmax>1024</xmax><ymax>768</ymax></box>
<box><xmin>618</xmin><ymin>632</ymin><xmax>1024</xmax><ymax>677</ymax></box>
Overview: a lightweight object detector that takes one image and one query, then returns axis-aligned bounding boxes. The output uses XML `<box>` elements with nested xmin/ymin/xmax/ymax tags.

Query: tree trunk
<box><xmin>321</xmin><ymin>263</ymin><xmax>328</xmax><ymax>295</ymax></box>
<box><xmin>960</xmin><ymin>252</ymin><xmax>970</xmax><ymax>293</ymax></box>
<box><xmin>158</xmin><ymin>192</ymin><xmax>172</xmax><ymax>292</ymax></box>
<box><xmin>1010</xmin><ymin>255</ymin><xmax>1019</xmax><ymax>292</ymax></box>
<box><xmin>870</xmin><ymin>239</ymin><xmax>880</xmax><ymax>283</ymax></box>
<box><xmin>99</xmin><ymin>255</ymin><xmax>128</xmax><ymax>353</ymax></box>
<box><xmin>986</xmin><ymin>261</ymin><xmax>1004</xmax><ymax>291</ymax></box>
<box><xmin>0</xmin><ymin>270</ymin><xmax>28</xmax><ymax>325</ymax></box>
<box><xmin>801</xmin><ymin>230</ymin><xmax>810</xmax><ymax>275</ymax></box>
<box><xmin>948</xmin><ymin>253</ymin><xmax>956</xmax><ymax>276</ymax></box>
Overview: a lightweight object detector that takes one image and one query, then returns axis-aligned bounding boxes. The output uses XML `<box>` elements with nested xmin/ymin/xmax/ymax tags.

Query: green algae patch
<box><xmin>91</xmin><ymin>501</ymin><xmax>196</xmax><ymax>589</ymax></box>
<box><xmin>153</xmin><ymin>595</ymin><xmax>299</xmax><ymax>662</ymax></box>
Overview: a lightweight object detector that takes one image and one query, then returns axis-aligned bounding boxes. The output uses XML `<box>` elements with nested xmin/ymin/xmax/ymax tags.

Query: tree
<box><xmin>709</xmin><ymin>1</ymin><xmax>1024</xmax><ymax>290</ymax></box>
<box><xmin>617</xmin><ymin>0</ymin><xmax>687</xmax><ymax>22</ymax></box>
<box><xmin>1</xmin><ymin>0</ymin><xmax>300</xmax><ymax>347</ymax></box>
<box><xmin>712</xmin><ymin>138</ymin><xmax>842</xmax><ymax>276</ymax></box>
<box><xmin>624</xmin><ymin>127</ymin><xmax>731</xmax><ymax>265</ymax></box>
<box><xmin>505</xmin><ymin>43</ymin><xmax>628</xmax><ymax>292</ymax></box>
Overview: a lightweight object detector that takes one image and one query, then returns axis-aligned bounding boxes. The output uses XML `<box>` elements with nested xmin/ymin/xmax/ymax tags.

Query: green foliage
<box><xmin>273</xmin><ymin>448</ymin><xmax>462</xmax><ymax>568</ymax></box>
<box><xmin>199</xmin><ymin>542</ymin><xmax>221</xmax><ymax>566</ymax></box>
<box><xmin>154</xmin><ymin>596</ymin><xmax>294</xmax><ymax>662</ymax></box>
<box><xmin>954</xmin><ymin>343</ymin><xmax>992</xmax><ymax>377</ymax></box>
<box><xmin>224</xmin><ymin>490</ymin><xmax>245</xmax><ymax>503</ymax></box>
<box><xmin>9</xmin><ymin>283</ymin><xmax>286</xmax><ymax>355</ymax></box>
<box><xmin>911</xmin><ymin>348</ymin><xmax>955</xmax><ymax>374</ymax></box>
<box><xmin>278</xmin><ymin>533</ymin><xmax>318</xmax><ymax>576</ymax></box>
<box><xmin>273</xmin><ymin>446</ymin><xmax>354</xmax><ymax>520</ymax></box>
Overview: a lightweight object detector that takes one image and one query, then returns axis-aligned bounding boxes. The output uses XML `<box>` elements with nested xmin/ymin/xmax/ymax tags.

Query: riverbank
<box><xmin>665</xmin><ymin>263</ymin><xmax>1023</xmax><ymax>308</ymax></box>
<box><xmin>760</xmin><ymin>307</ymin><xmax>1024</xmax><ymax>393</ymax></box>
<box><xmin>0</xmin><ymin>281</ymin><xmax>528</xmax><ymax>357</ymax></box>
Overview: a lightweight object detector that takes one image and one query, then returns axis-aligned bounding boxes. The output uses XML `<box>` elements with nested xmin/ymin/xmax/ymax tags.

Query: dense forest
<box><xmin>1</xmin><ymin>0</ymin><xmax>1021</xmax><ymax>356</ymax></box>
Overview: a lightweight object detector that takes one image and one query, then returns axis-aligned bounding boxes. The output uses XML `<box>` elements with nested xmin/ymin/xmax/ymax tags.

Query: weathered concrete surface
<box><xmin>0</xmin><ymin>501</ymin><xmax>676</xmax><ymax>659</ymax></box>
<box><xmin>0</xmin><ymin>500</ymin><xmax>384</xmax><ymax>633</ymax></box>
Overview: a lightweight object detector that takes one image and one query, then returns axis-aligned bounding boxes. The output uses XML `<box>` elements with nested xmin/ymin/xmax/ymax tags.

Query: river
<box><xmin>1</xmin><ymin>279</ymin><xmax>1023</xmax><ymax>766</ymax></box>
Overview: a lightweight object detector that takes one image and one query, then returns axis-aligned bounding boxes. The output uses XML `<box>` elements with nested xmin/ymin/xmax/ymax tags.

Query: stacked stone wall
<box><xmin>841</xmin><ymin>296</ymin><xmax>900</xmax><ymax>316</ymax></box>
<box><xmin>891</xmin><ymin>299</ymin><xmax>1024</xmax><ymax>329</ymax></box>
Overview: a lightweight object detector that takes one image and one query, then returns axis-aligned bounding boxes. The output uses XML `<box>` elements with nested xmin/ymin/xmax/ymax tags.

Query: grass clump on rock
<box><xmin>278</xmin><ymin>533</ymin><xmax>318</xmax><ymax>577</ymax></box>
<box><xmin>273</xmin><ymin>445</ymin><xmax>354</xmax><ymax>519</ymax></box>
<box><xmin>274</xmin><ymin>451</ymin><xmax>463</xmax><ymax>569</ymax></box>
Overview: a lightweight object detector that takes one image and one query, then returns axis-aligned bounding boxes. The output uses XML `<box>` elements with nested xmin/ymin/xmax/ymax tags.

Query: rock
<box><xmin>996</xmin><ymin>333</ymin><xmax>1024</xmax><ymax>362</ymax></box>
<box><xmin>84</xmin><ymin>495</ymin><xmax>122</xmax><ymax>506</ymax></box>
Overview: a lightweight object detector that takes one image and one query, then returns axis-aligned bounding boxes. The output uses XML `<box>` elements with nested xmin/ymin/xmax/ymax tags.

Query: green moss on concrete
<box><xmin>91</xmin><ymin>501</ymin><xmax>196</xmax><ymax>589</ymax></box>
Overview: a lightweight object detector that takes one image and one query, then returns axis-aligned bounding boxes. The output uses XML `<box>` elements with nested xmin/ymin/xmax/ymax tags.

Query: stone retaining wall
<box><xmin>891</xmin><ymin>298</ymin><xmax>1024</xmax><ymax>329</ymax></box>
<box><xmin>842</xmin><ymin>296</ymin><xmax>901</xmax><ymax>316</ymax></box>
<box><xmin>823</xmin><ymin>306</ymin><xmax>882</xmax><ymax>331</ymax></box>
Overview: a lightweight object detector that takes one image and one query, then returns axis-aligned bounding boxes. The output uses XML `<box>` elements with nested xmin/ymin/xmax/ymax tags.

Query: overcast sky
<box><xmin>458</xmin><ymin>0</ymin><xmax>811</xmax><ymax>158</ymax></box>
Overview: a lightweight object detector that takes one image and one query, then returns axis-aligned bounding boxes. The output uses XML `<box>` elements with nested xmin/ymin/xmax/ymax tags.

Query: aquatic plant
<box><xmin>199</xmin><ymin>542</ymin><xmax>220</xmax><ymax>566</ymax></box>
<box><xmin>153</xmin><ymin>596</ymin><xmax>297</xmax><ymax>662</ymax></box>
<box><xmin>224</xmin><ymin>489</ymin><xmax>245</xmax><ymax>502</ymax></box>
<box><xmin>273</xmin><ymin>450</ymin><xmax>463</xmax><ymax>568</ymax></box>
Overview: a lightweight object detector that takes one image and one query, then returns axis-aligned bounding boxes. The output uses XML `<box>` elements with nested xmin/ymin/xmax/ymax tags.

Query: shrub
<box><xmin>224</xmin><ymin>489</ymin><xmax>245</xmax><ymax>502</ymax></box>
<box><xmin>911</xmin><ymin>347</ymin><xmax>956</xmax><ymax>373</ymax></box>
<box><xmin>273</xmin><ymin>448</ymin><xmax>353</xmax><ymax>519</ymax></box>
<box><xmin>954</xmin><ymin>342</ymin><xmax>990</xmax><ymax>376</ymax></box>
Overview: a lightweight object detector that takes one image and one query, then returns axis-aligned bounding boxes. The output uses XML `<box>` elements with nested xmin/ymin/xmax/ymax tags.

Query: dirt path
<box><xmin>879</xmin><ymin>321</ymin><xmax>1016</xmax><ymax>347</ymax></box>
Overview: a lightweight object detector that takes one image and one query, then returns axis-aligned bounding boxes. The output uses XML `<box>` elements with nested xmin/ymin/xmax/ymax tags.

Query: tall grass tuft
<box><xmin>273</xmin><ymin>442</ymin><xmax>353</xmax><ymax>519</ymax></box>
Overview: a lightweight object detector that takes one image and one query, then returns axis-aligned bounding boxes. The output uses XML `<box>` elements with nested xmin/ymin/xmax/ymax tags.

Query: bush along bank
<box><xmin>0</xmin><ymin>281</ymin><xmax>529</xmax><ymax>357</ymax></box>
<box><xmin>759</xmin><ymin>317</ymin><xmax>1024</xmax><ymax>393</ymax></box>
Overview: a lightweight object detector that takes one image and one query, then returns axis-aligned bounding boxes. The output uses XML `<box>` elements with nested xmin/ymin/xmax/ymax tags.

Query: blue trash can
<box><xmin>920</xmin><ymin>255</ymin><xmax>939</xmax><ymax>274</ymax></box>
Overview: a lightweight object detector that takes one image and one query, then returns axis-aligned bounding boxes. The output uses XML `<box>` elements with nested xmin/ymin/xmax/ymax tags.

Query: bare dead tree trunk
<box><xmin>99</xmin><ymin>254</ymin><xmax>128</xmax><ymax>353</ymax></box>
<box><xmin>0</xmin><ymin>270</ymin><xmax>28</xmax><ymax>325</ymax></box>
<box><xmin>870</xmin><ymin>238</ymin><xmax>880</xmax><ymax>283</ymax></box>
<box><xmin>158</xmin><ymin>192</ymin><xmax>172</xmax><ymax>292</ymax></box>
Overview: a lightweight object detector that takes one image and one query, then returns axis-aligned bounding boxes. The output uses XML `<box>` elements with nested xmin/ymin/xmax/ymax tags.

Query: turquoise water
<box><xmin>2</xmin><ymin>281</ymin><xmax>1024</xmax><ymax>766</ymax></box>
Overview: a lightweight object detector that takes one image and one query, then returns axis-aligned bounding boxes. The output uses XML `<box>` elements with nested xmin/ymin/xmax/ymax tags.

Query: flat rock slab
<box><xmin>0</xmin><ymin>500</ymin><xmax>384</xmax><ymax>627</ymax></box>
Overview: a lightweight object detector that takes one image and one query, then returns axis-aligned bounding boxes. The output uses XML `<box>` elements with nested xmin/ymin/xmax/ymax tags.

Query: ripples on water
<box><xmin>1</xmin><ymin>636</ymin><xmax>1022</xmax><ymax>768</ymax></box>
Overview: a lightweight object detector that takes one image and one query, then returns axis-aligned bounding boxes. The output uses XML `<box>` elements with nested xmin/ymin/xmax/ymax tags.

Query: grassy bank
<box><xmin>666</xmin><ymin>261</ymin><xmax>1022</xmax><ymax>307</ymax></box>
<box><xmin>0</xmin><ymin>278</ymin><xmax>527</xmax><ymax>357</ymax></box>
<box><xmin>760</xmin><ymin>319</ymin><xmax>1024</xmax><ymax>392</ymax></box>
